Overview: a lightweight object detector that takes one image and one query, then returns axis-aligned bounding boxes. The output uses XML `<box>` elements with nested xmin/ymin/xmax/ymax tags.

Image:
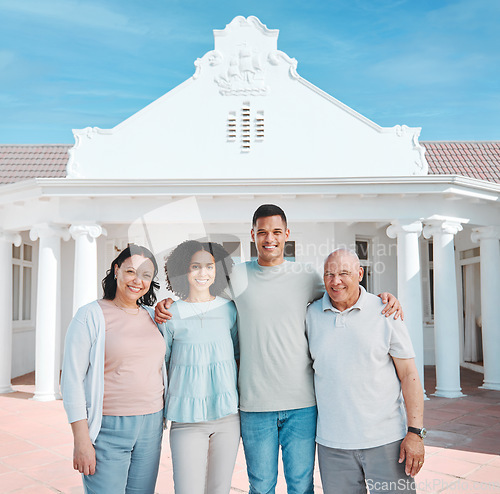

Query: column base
<box><xmin>432</xmin><ymin>389</ymin><xmax>465</xmax><ymax>398</ymax></box>
<box><xmin>480</xmin><ymin>382</ymin><xmax>500</xmax><ymax>391</ymax></box>
<box><xmin>0</xmin><ymin>385</ymin><xmax>14</xmax><ymax>394</ymax></box>
<box><xmin>31</xmin><ymin>391</ymin><xmax>62</xmax><ymax>402</ymax></box>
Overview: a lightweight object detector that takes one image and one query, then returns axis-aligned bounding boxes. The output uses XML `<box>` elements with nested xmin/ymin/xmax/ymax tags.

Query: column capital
<box><xmin>29</xmin><ymin>223</ymin><xmax>70</xmax><ymax>242</ymax></box>
<box><xmin>423</xmin><ymin>220</ymin><xmax>463</xmax><ymax>239</ymax></box>
<box><xmin>0</xmin><ymin>230</ymin><xmax>22</xmax><ymax>247</ymax></box>
<box><xmin>69</xmin><ymin>224</ymin><xmax>107</xmax><ymax>240</ymax></box>
<box><xmin>471</xmin><ymin>226</ymin><xmax>500</xmax><ymax>243</ymax></box>
<box><xmin>386</xmin><ymin>220</ymin><xmax>422</xmax><ymax>239</ymax></box>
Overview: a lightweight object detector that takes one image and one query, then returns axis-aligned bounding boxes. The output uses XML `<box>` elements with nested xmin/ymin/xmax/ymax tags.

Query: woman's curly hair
<box><xmin>102</xmin><ymin>244</ymin><xmax>160</xmax><ymax>306</ymax></box>
<box><xmin>165</xmin><ymin>240</ymin><xmax>233</xmax><ymax>300</ymax></box>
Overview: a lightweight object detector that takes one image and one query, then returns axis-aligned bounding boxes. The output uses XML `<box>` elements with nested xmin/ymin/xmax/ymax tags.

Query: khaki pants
<box><xmin>169</xmin><ymin>413</ymin><xmax>240</xmax><ymax>494</ymax></box>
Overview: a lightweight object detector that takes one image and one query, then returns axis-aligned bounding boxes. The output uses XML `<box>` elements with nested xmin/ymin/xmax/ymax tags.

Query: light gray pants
<box><xmin>169</xmin><ymin>413</ymin><xmax>240</xmax><ymax>494</ymax></box>
<box><xmin>318</xmin><ymin>439</ymin><xmax>416</xmax><ymax>494</ymax></box>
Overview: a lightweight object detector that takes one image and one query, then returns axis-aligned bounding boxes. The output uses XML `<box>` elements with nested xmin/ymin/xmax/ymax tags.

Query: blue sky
<box><xmin>0</xmin><ymin>0</ymin><xmax>498</xmax><ymax>143</ymax></box>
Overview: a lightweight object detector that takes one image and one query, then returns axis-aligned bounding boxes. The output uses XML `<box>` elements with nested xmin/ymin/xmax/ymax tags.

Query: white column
<box><xmin>471</xmin><ymin>226</ymin><xmax>500</xmax><ymax>390</ymax></box>
<box><xmin>30</xmin><ymin>224</ymin><xmax>70</xmax><ymax>401</ymax></box>
<box><xmin>386</xmin><ymin>221</ymin><xmax>426</xmax><ymax>397</ymax></box>
<box><xmin>423</xmin><ymin>221</ymin><xmax>464</xmax><ymax>398</ymax></box>
<box><xmin>70</xmin><ymin>224</ymin><xmax>106</xmax><ymax>315</ymax></box>
<box><xmin>0</xmin><ymin>231</ymin><xmax>22</xmax><ymax>394</ymax></box>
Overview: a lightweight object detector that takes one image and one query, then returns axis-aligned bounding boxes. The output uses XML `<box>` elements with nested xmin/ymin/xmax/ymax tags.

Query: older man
<box><xmin>306</xmin><ymin>249</ymin><xmax>425</xmax><ymax>494</ymax></box>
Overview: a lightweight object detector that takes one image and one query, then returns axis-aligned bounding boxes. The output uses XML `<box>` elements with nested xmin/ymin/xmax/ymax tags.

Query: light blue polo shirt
<box><xmin>305</xmin><ymin>287</ymin><xmax>415</xmax><ymax>450</ymax></box>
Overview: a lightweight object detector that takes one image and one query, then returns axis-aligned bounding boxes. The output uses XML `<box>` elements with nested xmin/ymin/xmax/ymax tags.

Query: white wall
<box><xmin>12</xmin><ymin>329</ymin><xmax>36</xmax><ymax>378</ymax></box>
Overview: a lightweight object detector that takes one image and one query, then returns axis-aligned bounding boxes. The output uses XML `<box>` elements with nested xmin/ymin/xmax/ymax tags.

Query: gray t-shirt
<box><xmin>230</xmin><ymin>260</ymin><xmax>324</xmax><ymax>412</ymax></box>
<box><xmin>306</xmin><ymin>288</ymin><xmax>415</xmax><ymax>450</ymax></box>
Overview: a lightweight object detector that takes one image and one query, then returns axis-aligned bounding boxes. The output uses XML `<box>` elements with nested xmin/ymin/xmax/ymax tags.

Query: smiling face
<box><xmin>187</xmin><ymin>249</ymin><xmax>216</xmax><ymax>298</ymax></box>
<box><xmin>114</xmin><ymin>254</ymin><xmax>155</xmax><ymax>307</ymax></box>
<box><xmin>251</xmin><ymin>215</ymin><xmax>290</xmax><ymax>266</ymax></box>
<box><xmin>323</xmin><ymin>250</ymin><xmax>364</xmax><ymax>312</ymax></box>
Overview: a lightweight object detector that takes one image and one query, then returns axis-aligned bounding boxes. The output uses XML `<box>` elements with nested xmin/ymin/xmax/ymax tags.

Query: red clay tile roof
<box><xmin>423</xmin><ymin>141</ymin><xmax>500</xmax><ymax>184</ymax></box>
<box><xmin>0</xmin><ymin>145</ymin><xmax>70</xmax><ymax>185</ymax></box>
<box><xmin>0</xmin><ymin>142</ymin><xmax>499</xmax><ymax>184</ymax></box>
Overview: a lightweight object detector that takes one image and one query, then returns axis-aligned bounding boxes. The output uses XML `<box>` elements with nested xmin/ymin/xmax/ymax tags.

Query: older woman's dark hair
<box><xmin>165</xmin><ymin>240</ymin><xmax>233</xmax><ymax>300</ymax></box>
<box><xmin>102</xmin><ymin>244</ymin><xmax>160</xmax><ymax>306</ymax></box>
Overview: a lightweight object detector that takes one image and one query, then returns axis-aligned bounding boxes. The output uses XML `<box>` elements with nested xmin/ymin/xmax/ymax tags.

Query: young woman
<box><xmin>164</xmin><ymin>240</ymin><xmax>239</xmax><ymax>494</ymax></box>
<box><xmin>61</xmin><ymin>244</ymin><xmax>167</xmax><ymax>494</ymax></box>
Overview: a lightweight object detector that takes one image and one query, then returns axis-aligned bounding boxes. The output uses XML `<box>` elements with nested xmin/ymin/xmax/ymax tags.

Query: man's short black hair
<box><xmin>252</xmin><ymin>204</ymin><xmax>287</xmax><ymax>228</ymax></box>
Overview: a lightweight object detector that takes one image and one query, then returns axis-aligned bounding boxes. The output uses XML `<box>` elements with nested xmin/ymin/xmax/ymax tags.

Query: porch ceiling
<box><xmin>0</xmin><ymin>175</ymin><xmax>498</xmax><ymax>232</ymax></box>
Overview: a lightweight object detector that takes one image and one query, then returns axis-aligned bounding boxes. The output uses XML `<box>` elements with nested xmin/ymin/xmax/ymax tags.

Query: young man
<box><xmin>156</xmin><ymin>204</ymin><xmax>402</xmax><ymax>493</ymax></box>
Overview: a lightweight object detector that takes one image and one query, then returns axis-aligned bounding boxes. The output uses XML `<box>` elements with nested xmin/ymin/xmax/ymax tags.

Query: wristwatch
<box><xmin>408</xmin><ymin>426</ymin><xmax>427</xmax><ymax>439</ymax></box>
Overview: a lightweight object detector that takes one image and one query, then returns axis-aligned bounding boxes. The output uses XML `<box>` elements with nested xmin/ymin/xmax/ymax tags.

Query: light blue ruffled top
<box><xmin>164</xmin><ymin>296</ymin><xmax>239</xmax><ymax>423</ymax></box>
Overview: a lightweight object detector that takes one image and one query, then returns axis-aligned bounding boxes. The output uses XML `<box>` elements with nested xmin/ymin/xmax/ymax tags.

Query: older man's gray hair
<box><xmin>324</xmin><ymin>248</ymin><xmax>360</xmax><ymax>265</ymax></box>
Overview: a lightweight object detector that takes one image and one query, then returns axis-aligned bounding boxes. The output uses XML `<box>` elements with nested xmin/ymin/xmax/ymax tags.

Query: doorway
<box><xmin>462</xmin><ymin>261</ymin><xmax>483</xmax><ymax>364</ymax></box>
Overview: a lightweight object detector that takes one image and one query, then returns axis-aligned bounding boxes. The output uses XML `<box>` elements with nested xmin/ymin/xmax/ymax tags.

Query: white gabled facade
<box><xmin>0</xmin><ymin>16</ymin><xmax>499</xmax><ymax>401</ymax></box>
<box><xmin>68</xmin><ymin>16</ymin><xmax>426</xmax><ymax>180</ymax></box>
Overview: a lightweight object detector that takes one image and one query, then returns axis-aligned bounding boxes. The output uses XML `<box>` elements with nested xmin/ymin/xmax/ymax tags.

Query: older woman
<box><xmin>61</xmin><ymin>244</ymin><xmax>167</xmax><ymax>494</ymax></box>
<box><xmin>164</xmin><ymin>240</ymin><xmax>240</xmax><ymax>494</ymax></box>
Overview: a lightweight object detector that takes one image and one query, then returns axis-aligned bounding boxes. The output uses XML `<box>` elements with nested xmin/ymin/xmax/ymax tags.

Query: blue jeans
<box><xmin>240</xmin><ymin>406</ymin><xmax>317</xmax><ymax>494</ymax></box>
<box><xmin>83</xmin><ymin>410</ymin><xmax>163</xmax><ymax>494</ymax></box>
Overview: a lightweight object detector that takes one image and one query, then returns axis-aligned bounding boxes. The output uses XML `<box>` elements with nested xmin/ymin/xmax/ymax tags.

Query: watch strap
<box><xmin>408</xmin><ymin>426</ymin><xmax>426</xmax><ymax>438</ymax></box>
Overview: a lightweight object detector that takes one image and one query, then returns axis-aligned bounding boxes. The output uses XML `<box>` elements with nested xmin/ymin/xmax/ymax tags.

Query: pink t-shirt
<box><xmin>98</xmin><ymin>300</ymin><xmax>166</xmax><ymax>416</ymax></box>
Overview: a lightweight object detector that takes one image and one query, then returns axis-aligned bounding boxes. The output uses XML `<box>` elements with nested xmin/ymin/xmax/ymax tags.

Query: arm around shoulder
<box><xmin>377</xmin><ymin>292</ymin><xmax>404</xmax><ymax>320</ymax></box>
<box><xmin>154</xmin><ymin>297</ymin><xmax>174</xmax><ymax>323</ymax></box>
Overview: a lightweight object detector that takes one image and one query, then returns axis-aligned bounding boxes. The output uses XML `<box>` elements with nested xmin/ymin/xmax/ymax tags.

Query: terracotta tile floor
<box><xmin>0</xmin><ymin>366</ymin><xmax>498</xmax><ymax>493</ymax></box>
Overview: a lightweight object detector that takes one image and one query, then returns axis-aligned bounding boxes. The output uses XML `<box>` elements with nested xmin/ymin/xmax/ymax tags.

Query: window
<box><xmin>428</xmin><ymin>242</ymin><xmax>434</xmax><ymax>317</ymax></box>
<box><xmin>284</xmin><ymin>241</ymin><xmax>296</xmax><ymax>261</ymax></box>
<box><xmin>12</xmin><ymin>243</ymin><xmax>33</xmax><ymax>322</ymax></box>
<box><xmin>421</xmin><ymin>240</ymin><xmax>434</xmax><ymax>322</ymax></box>
<box><xmin>223</xmin><ymin>241</ymin><xmax>242</xmax><ymax>264</ymax></box>
<box><xmin>355</xmin><ymin>238</ymin><xmax>372</xmax><ymax>292</ymax></box>
<box><xmin>460</xmin><ymin>247</ymin><xmax>480</xmax><ymax>260</ymax></box>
